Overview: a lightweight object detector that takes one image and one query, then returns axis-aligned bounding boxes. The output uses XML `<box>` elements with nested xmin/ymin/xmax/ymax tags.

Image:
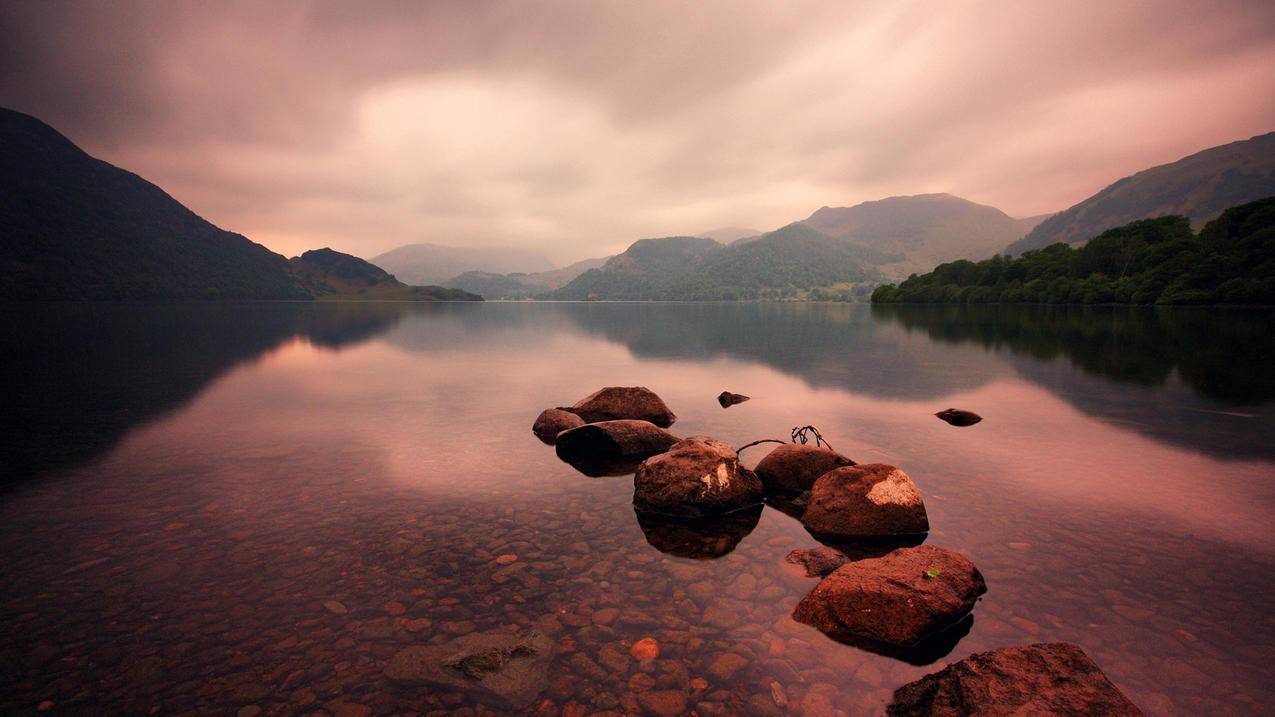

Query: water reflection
<box><xmin>634</xmin><ymin>506</ymin><xmax>763</xmax><ymax>559</ymax></box>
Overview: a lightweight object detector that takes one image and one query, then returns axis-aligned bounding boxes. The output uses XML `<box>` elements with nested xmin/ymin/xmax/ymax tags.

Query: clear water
<box><xmin>1</xmin><ymin>302</ymin><xmax>1272</xmax><ymax>716</ymax></box>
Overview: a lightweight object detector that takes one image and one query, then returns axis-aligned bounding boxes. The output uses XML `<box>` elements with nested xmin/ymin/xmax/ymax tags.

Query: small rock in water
<box><xmin>532</xmin><ymin>408</ymin><xmax>585</xmax><ymax>444</ymax></box>
<box><xmin>717</xmin><ymin>391</ymin><xmax>750</xmax><ymax>408</ymax></box>
<box><xmin>630</xmin><ymin>637</ymin><xmax>660</xmax><ymax>661</ymax></box>
<box><xmin>322</xmin><ymin>600</ymin><xmax>348</xmax><ymax>615</ymax></box>
<box><xmin>793</xmin><ymin>544</ymin><xmax>986</xmax><ymax>649</ymax></box>
<box><xmin>784</xmin><ymin>546</ymin><xmax>852</xmax><ymax>577</ymax></box>
<box><xmin>934</xmin><ymin>408</ymin><xmax>982</xmax><ymax>426</ymax></box>
<box><xmin>886</xmin><ymin>642</ymin><xmax>1145</xmax><ymax>716</ymax></box>
<box><xmin>570</xmin><ymin>386</ymin><xmax>677</xmax><ymax>427</ymax></box>
<box><xmin>385</xmin><ymin>629</ymin><xmax>554</xmax><ymax>710</ymax></box>
<box><xmin>802</xmin><ymin>463</ymin><xmax>929</xmax><ymax>538</ymax></box>
<box><xmin>554</xmin><ymin>420</ymin><xmax>680</xmax><ymax>476</ymax></box>
<box><xmin>754</xmin><ymin>443</ymin><xmax>855</xmax><ymax>492</ymax></box>
<box><xmin>633</xmin><ymin>436</ymin><xmax>763</xmax><ymax>517</ymax></box>
<box><xmin>494</xmin><ymin>553</ymin><xmax>518</xmax><ymax>565</ymax></box>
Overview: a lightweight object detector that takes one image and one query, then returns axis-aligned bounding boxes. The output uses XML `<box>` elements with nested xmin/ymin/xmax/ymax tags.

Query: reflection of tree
<box><xmin>0</xmin><ymin>303</ymin><xmax>409</xmax><ymax>488</ymax></box>
<box><xmin>871</xmin><ymin>304</ymin><xmax>1275</xmax><ymax>406</ymax></box>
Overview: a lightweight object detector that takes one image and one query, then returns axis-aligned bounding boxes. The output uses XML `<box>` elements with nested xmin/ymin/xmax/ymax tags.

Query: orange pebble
<box><xmin>630</xmin><ymin>637</ymin><xmax>660</xmax><ymax>661</ymax></box>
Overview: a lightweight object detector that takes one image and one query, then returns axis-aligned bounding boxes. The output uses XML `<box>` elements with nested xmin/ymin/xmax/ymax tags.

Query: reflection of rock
<box><xmin>717</xmin><ymin>391</ymin><xmax>750</xmax><ymax>407</ymax></box>
<box><xmin>793</xmin><ymin>545</ymin><xmax>985</xmax><ymax>649</ymax></box>
<box><xmin>802</xmin><ymin>464</ymin><xmax>929</xmax><ymax>538</ymax></box>
<box><xmin>633</xmin><ymin>437</ymin><xmax>763</xmax><ymax>517</ymax></box>
<box><xmin>570</xmin><ymin>386</ymin><xmax>677</xmax><ymax>427</ymax></box>
<box><xmin>385</xmin><ymin>629</ymin><xmax>554</xmax><ymax>709</ymax></box>
<box><xmin>934</xmin><ymin>408</ymin><xmax>982</xmax><ymax>427</ymax></box>
<box><xmin>635</xmin><ymin>505</ymin><xmax>762</xmax><ymax>559</ymax></box>
<box><xmin>887</xmin><ymin>642</ymin><xmax>1145</xmax><ymax>716</ymax></box>
<box><xmin>531</xmin><ymin>408</ymin><xmax>584</xmax><ymax>444</ymax></box>
<box><xmin>555</xmin><ymin>420</ymin><xmax>679</xmax><ymax>476</ymax></box>
<box><xmin>755</xmin><ymin>444</ymin><xmax>855</xmax><ymax>492</ymax></box>
<box><xmin>784</xmin><ymin>546</ymin><xmax>851</xmax><ymax>577</ymax></box>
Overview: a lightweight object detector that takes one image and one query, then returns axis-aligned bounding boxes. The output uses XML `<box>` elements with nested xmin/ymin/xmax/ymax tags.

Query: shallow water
<box><xmin>1</xmin><ymin>302</ymin><xmax>1273</xmax><ymax>716</ymax></box>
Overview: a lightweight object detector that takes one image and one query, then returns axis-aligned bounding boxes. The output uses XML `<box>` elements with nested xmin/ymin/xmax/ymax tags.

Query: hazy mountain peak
<box><xmin>1007</xmin><ymin>131</ymin><xmax>1275</xmax><ymax>255</ymax></box>
<box><xmin>370</xmin><ymin>242</ymin><xmax>555</xmax><ymax>286</ymax></box>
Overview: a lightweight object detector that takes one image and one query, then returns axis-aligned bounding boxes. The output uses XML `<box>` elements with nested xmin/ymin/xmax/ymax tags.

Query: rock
<box><xmin>717</xmin><ymin>391</ymin><xmax>750</xmax><ymax>407</ymax></box>
<box><xmin>887</xmin><ymin>642</ymin><xmax>1145</xmax><ymax>716</ymax></box>
<box><xmin>495</xmin><ymin>554</ymin><xmax>518</xmax><ymax>565</ymax></box>
<box><xmin>754</xmin><ymin>444</ymin><xmax>855</xmax><ymax>492</ymax></box>
<box><xmin>555</xmin><ymin>420</ymin><xmax>680</xmax><ymax>476</ymax></box>
<box><xmin>784</xmin><ymin>546</ymin><xmax>851</xmax><ymax>578</ymax></box>
<box><xmin>322</xmin><ymin>600</ymin><xmax>348</xmax><ymax>615</ymax></box>
<box><xmin>707</xmin><ymin>652</ymin><xmax>749</xmax><ymax>680</ymax></box>
<box><xmin>633</xmin><ymin>437</ymin><xmax>763</xmax><ymax>517</ymax></box>
<box><xmin>793</xmin><ymin>545</ymin><xmax>986</xmax><ymax>648</ymax></box>
<box><xmin>802</xmin><ymin>464</ymin><xmax>929</xmax><ymax>538</ymax></box>
<box><xmin>385</xmin><ymin>629</ymin><xmax>554</xmax><ymax>709</ymax></box>
<box><xmin>630</xmin><ymin>638</ymin><xmax>660</xmax><ymax>661</ymax></box>
<box><xmin>635</xmin><ymin>506</ymin><xmax>762</xmax><ymax>559</ymax></box>
<box><xmin>638</xmin><ymin>689</ymin><xmax>688</xmax><ymax>717</ymax></box>
<box><xmin>532</xmin><ymin>408</ymin><xmax>585</xmax><ymax>444</ymax></box>
<box><xmin>934</xmin><ymin>408</ymin><xmax>982</xmax><ymax>427</ymax></box>
<box><xmin>570</xmin><ymin>386</ymin><xmax>677</xmax><ymax>427</ymax></box>
<box><xmin>328</xmin><ymin>703</ymin><xmax>372</xmax><ymax>717</ymax></box>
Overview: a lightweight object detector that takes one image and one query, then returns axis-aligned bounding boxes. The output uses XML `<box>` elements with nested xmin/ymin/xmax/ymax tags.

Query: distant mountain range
<box><xmin>369</xmin><ymin>243</ymin><xmax>555</xmax><ymax>286</ymax></box>
<box><xmin>442</xmin><ymin>256</ymin><xmax>611</xmax><ymax>299</ymax></box>
<box><xmin>696</xmin><ymin>227</ymin><xmax>762</xmax><ymax>243</ymax></box>
<box><xmin>0</xmin><ymin>107</ymin><xmax>477</xmax><ymax>301</ymax></box>
<box><xmin>1007</xmin><ymin>131</ymin><xmax>1275</xmax><ymax>255</ymax></box>
<box><xmin>801</xmin><ymin>193</ymin><xmax>1046</xmax><ymax>276</ymax></box>
<box><xmin>547</xmin><ymin>224</ymin><xmax>885</xmax><ymax>300</ymax></box>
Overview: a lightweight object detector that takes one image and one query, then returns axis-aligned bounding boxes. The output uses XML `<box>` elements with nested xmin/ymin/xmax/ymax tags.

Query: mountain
<box><xmin>549</xmin><ymin>224</ymin><xmax>883</xmax><ymax>300</ymax></box>
<box><xmin>873</xmin><ymin>196</ymin><xmax>1275</xmax><ymax>305</ymax></box>
<box><xmin>289</xmin><ymin>248</ymin><xmax>480</xmax><ymax>301</ymax></box>
<box><xmin>800</xmin><ymin>193</ymin><xmax>1046</xmax><ymax>277</ymax></box>
<box><xmin>442</xmin><ymin>255</ymin><xmax>611</xmax><ymax>299</ymax></box>
<box><xmin>370</xmin><ymin>243</ymin><xmax>555</xmax><ymax>286</ymax></box>
<box><xmin>1007</xmin><ymin>132</ymin><xmax>1275</xmax><ymax>255</ymax></box>
<box><xmin>697</xmin><ymin>227</ymin><xmax>762</xmax><ymax>243</ymax></box>
<box><xmin>0</xmin><ymin>107</ymin><xmax>309</xmax><ymax>299</ymax></box>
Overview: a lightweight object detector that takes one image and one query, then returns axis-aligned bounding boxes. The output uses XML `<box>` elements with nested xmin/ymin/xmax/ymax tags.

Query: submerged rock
<box><xmin>385</xmin><ymin>629</ymin><xmax>554</xmax><ymax>709</ymax></box>
<box><xmin>802</xmin><ymin>464</ymin><xmax>929</xmax><ymax>538</ymax></box>
<box><xmin>531</xmin><ymin>408</ymin><xmax>585</xmax><ymax>444</ymax></box>
<box><xmin>717</xmin><ymin>391</ymin><xmax>750</xmax><ymax>408</ymax></box>
<box><xmin>934</xmin><ymin>408</ymin><xmax>982</xmax><ymax>427</ymax></box>
<box><xmin>633</xmin><ymin>436</ymin><xmax>764</xmax><ymax>517</ymax></box>
<box><xmin>887</xmin><ymin>642</ymin><xmax>1145</xmax><ymax>716</ymax></box>
<box><xmin>784</xmin><ymin>546</ymin><xmax>851</xmax><ymax>577</ymax></box>
<box><xmin>635</xmin><ymin>504</ymin><xmax>762</xmax><ymax>559</ymax></box>
<box><xmin>793</xmin><ymin>544</ymin><xmax>986</xmax><ymax>648</ymax></box>
<box><xmin>754</xmin><ymin>443</ymin><xmax>855</xmax><ymax>492</ymax></box>
<box><xmin>555</xmin><ymin>420</ymin><xmax>680</xmax><ymax>476</ymax></box>
<box><xmin>570</xmin><ymin>386</ymin><xmax>677</xmax><ymax>427</ymax></box>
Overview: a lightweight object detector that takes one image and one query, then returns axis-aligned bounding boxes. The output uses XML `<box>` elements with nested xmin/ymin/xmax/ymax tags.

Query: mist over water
<box><xmin>1</xmin><ymin>302</ymin><xmax>1272</xmax><ymax>715</ymax></box>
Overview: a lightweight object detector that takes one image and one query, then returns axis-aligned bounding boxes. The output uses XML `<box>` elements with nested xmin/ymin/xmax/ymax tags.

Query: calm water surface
<box><xmin>1</xmin><ymin>302</ymin><xmax>1273</xmax><ymax>716</ymax></box>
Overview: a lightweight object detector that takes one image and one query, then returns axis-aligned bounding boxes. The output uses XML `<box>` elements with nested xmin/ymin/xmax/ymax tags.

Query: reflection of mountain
<box><xmin>549</xmin><ymin>302</ymin><xmax>1274</xmax><ymax>460</ymax></box>
<box><xmin>873</xmin><ymin>304</ymin><xmax>1275</xmax><ymax>459</ymax></box>
<box><xmin>0</xmin><ymin>303</ymin><xmax>409</xmax><ymax>488</ymax></box>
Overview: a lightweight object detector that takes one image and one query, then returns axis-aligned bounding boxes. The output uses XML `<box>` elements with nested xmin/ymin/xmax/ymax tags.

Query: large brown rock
<box><xmin>570</xmin><ymin>386</ymin><xmax>677</xmax><ymax>427</ymax></box>
<box><xmin>754</xmin><ymin>443</ymin><xmax>855</xmax><ymax>492</ymax></box>
<box><xmin>555</xmin><ymin>420</ymin><xmax>679</xmax><ymax>476</ymax></box>
<box><xmin>887</xmin><ymin>642</ymin><xmax>1145</xmax><ymax>716</ymax></box>
<box><xmin>802</xmin><ymin>463</ymin><xmax>929</xmax><ymax>538</ymax></box>
<box><xmin>793</xmin><ymin>545</ymin><xmax>986</xmax><ymax>647</ymax></box>
<box><xmin>633</xmin><ymin>436</ymin><xmax>764</xmax><ymax>517</ymax></box>
<box><xmin>531</xmin><ymin>408</ymin><xmax>585</xmax><ymax>444</ymax></box>
<box><xmin>385</xmin><ymin>629</ymin><xmax>554</xmax><ymax>710</ymax></box>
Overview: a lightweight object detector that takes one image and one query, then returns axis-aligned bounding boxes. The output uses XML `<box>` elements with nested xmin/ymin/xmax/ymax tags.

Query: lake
<box><xmin>1</xmin><ymin>302</ymin><xmax>1272</xmax><ymax>716</ymax></box>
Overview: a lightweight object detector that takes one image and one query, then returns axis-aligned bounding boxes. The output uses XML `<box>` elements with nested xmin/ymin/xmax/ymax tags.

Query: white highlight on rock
<box><xmin>865</xmin><ymin>469</ymin><xmax>922</xmax><ymax>506</ymax></box>
<box><xmin>699</xmin><ymin>463</ymin><xmax>732</xmax><ymax>492</ymax></box>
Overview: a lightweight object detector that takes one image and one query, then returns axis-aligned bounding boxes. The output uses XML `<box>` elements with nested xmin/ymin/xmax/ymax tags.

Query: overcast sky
<box><xmin>2</xmin><ymin>1</ymin><xmax>1273</xmax><ymax>263</ymax></box>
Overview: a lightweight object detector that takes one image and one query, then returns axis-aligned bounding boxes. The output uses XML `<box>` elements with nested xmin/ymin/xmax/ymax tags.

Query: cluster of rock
<box><xmin>526</xmin><ymin>386</ymin><xmax>1140</xmax><ymax>715</ymax></box>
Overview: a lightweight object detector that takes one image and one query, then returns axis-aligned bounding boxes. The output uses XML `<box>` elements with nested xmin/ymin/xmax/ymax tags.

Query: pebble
<box><xmin>323</xmin><ymin>600</ymin><xmax>348</xmax><ymax>615</ymax></box>
<box><xmin>630</xmin><ymin>638</ymin><xmax>660</xmax><ymax>661</ymax></box>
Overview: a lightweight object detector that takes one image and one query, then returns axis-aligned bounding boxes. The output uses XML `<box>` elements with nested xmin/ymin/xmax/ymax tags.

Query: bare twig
<box><xmin>735</xmin><ymin>438</ymin><xmax>786</xmax><ymax>455</ymax></box>
<box><xmin>736</xmin><ymin>425</ymin><xmax>835</xmax><ymax>455</ymax></box>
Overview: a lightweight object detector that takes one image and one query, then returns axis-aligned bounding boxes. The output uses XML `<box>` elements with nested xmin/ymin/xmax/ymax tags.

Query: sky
<box><xmin>2</xmin><ymin>1</ymin><xmax>1274</xmax><ymax>264</ymax></box>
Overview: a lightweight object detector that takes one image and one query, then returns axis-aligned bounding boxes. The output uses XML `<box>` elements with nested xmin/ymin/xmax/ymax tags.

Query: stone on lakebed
<box><xmin>887</xmin><ymin>642</ymin><xmax>1144</xmax><ymax>716</ymax></box>
<box><xmin>385</xmin><ymin>629</ymin><xmax>554</xmax><ymax>710</ymax></box>
<box><xmin>793</xmin><ymin>544</ymin><xmax>986</xmax><ymax>648</ymax></box>
<box><xmin>802</xmin><ymin>463</ymin><xmax>929</xmax><ymax>538</ymax></box>
<box><xmin>633</xmin><ymin>436</ymin><xmax>764</xmax><ymax>518</ymax></box>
